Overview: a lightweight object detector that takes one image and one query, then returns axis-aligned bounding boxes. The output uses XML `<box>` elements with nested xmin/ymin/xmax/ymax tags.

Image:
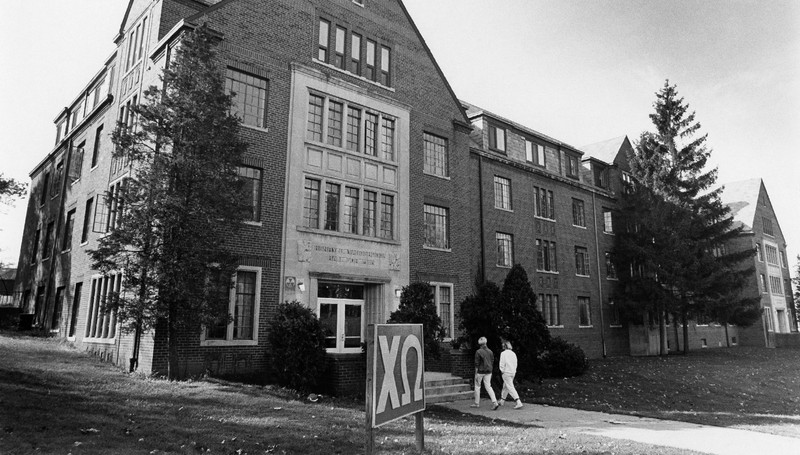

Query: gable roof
<box><xmin>580</xmin><ymin>136</ymin><xmax>628</xmax><ymax>166</ymax></box>
<box><xmin>719</xmin><ymin>178</ymin><xmax>763</xmax><ymax>231</ymax></box>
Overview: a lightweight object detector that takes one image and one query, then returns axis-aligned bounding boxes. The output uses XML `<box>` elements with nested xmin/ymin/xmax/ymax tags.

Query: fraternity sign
<box><xmin>371</xmin><ymin>324</ymin><xmax>425</xmax><ymax>427</ymax></box>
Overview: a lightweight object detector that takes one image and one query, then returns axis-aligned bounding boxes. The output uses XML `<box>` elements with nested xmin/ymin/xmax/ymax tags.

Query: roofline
<box><xmin>464</xmin><ymin>102</ymin><xmax>583</xmax><ymax>154</ymax></box>
<box><xmin>396</xmin><ymin>0</ymin><xmax>470</xmax><ymax>125</ymax></box>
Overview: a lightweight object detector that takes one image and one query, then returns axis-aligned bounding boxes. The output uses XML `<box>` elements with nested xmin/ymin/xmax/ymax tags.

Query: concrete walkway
<box><xmin>440</xmin><ymin>400</ymin><xmax>799</xmax><ymax>455</ymax></box>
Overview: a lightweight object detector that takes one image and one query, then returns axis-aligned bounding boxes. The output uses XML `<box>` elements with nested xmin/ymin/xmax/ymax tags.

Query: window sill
<box><xmin>61</xmin><ymin>249</ymin><xmax>71</xmax><ymax>254</ymax></box>
<box><xmin>579</xmin><ymin>325</ymin><xmax>594</xmax><ymax>329</ymax></box>
<box><xmin>606</xmin><ymin>277</ymin><xmax>618</xmax><ymax>281</ymax></box>
<box><xmin>573</xmin><ymin>224</ymin><xmax>587</xmax><ymax>229</ymax></box>
<box><xmin>536</xmin><ymin>270</ymin><xmax>559</xmax><ymax>275</ymax></box>
<box><xmin>547</xmin><ymin>325</ymin><xmax>564</xmax><ymax>329</ymax></box>
<box><xmin>70</xmin><ymin>179</ymin><xmax>80</xmax><ymax>186</ymax></box>
<box><xmin>80</xmin><ymin>241</ymin><xmax>89</xmax><ymax>247</ymax></box>
<box><xmin>534</xmin><ymin>216</ymin><xmax>556</xmax><ymax>222</ymax></box>
<box><xmin>423</xmin><ymin>171</ymin><xmax>450</xmax><ymax>181</ymax></box>
<box><xmin>313</xmin><ymin>59</ymin><xmax>395</xmax><ymax>92</ymax></box>
<box><xmin>200</xmin><ymin>339</ymin><xmax>258</xmax><ymax>347</ymax></box>
<box><xmin>609</xmin><ymin>324</ymin><xmax>623</xmax><ymax>328</ymax></box>
<box><xmin>496</xmin><ymin>264</ymin><xmax>512</xmax><ymax>269</ymax></box>
<box><xmin>576</xmin><ymin>274</ymin><xmax>590</xmax><ymax>278</ymax></box>
<box><xmin>240</xmin><ymin>123</ymin><xmax>269</xmax><ymax>134</ymax></box>
<box><xmin>243</xmin><ymin>221</ymin><xmax>263</xmax><ymax>227</ymax></box>
<box><xmin>495</xmin><ymin>207</ymin><xmax>513</xmax><ymax>213</ymax></box>
<box><xmin>603</xmin><ymin>231</ymin><xmax>615</xmax><ymax>236</ymax></box>
<box><xmin>84</xmin><ymin>338</ymin><xmax>116</xmax><ymax>345</ymax></box>
<box><xmin>423</xmin><ymin>245</ymin><xmax>451</xmax><ymax>253</ymax></box>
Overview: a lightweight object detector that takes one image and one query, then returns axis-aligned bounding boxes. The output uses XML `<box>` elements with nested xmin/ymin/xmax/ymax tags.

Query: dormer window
<box><xmin>566</xmin><ymin>154</ymin><xmax>579</xmax><ymax>178</ymax></box>
<box><xmin>489</xmin><ymin>125</ymin><xmax>506</xmax><ymax>152</ymax></box>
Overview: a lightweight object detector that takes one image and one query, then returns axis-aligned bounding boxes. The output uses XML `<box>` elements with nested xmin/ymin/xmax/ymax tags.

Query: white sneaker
<box><xmin>514</xmin><ymin>402</ymin><xmax>523</xmax><ymax>409</ymax></box>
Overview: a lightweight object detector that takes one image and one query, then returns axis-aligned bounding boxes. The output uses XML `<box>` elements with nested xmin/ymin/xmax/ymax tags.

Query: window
<box><xmin>226</xmin><ymin>69</ymin><xmax>268</xmax><ymax>128</ymax></box>
<box><xmin>380</xmin><ymin>117</ymin><xmax>395</xmax><ymax>161</ymax></box>
<box><xmin>603</xmin><ymin>209</ymin><xmax>614</xmax><ymax>233</ymax></box>
<box><xmin>318</xmin><ymin>283</ymin><xmax>364</xmax><ymax>353</ymax></box>
<box><xmin>31</xmin><ymin>229</ymin><xmax>41</xmax><ymax>263</ymax></box>
<box><xmin>572</xmin><ymin>199</ymin><xmax>585</xmax><ymax>227</ymax></box>
<box><xmin>533</xmin><ymin>186</ymin><xmax>555</xmax><ymax>220</ymax></box>
<box><xmin>52</xmin><ymin>287</ymin><xmax>65</xmax><ymax>331</ymax></box>
<box><xmin>62</xmin><ymin>209</ymin><xmax>76</xmax><ymax>252</ymax></box>
<box><xmin>343</xmin><ymin>187</ymin><xmax>359</xmax><ymax>234</ymax></box>
<box><xmin>334</xmin><ymin>26</ymin><xmax>346</xmax><ymax>69</ymax></box>
<box><xmin>307</xmin><ymin>94</ymin><xmax>324</xmax><ymax>142</ymax></box>
<box><xmin>424</xmin><ymin>204</ymin><xmax>449</xmax><ymax>249</ymax></box>
<box><xmin>605</xmin><ymin>252</ymin><xmax>617</xmax><ymax>279</ymax></box>
<box><xmin>34</xmin><ymin>286</ymin><xmax>45</xmax><ymax>325</ymax></box>
<box><xmin>40</xmin><ymin>171</ymin><xmax>50</xmax><ymax>205</ymax></box>
<box><xmin>786</xmin><ymin>279</ymin><xmax>792</xmax><ymax>295</ymax></box>
<box><xmin>578</xmin><ymin>297</ymin><xmax>592</xmax><ymax>327</ymax></box>
<box><xmin>525</xmin><ymin>140</ymin><xmax>534</xmax><ymax>162</ymax></box>
<box><xmin>238</xmin><ymin>166</ymin><xmax>262</xmax><ymax>221</ymax></box>
<box><xmin>318</xmin><ymin>19</ymin><xmax>330</xmax><ymax>62</ymax></box>
<box><xmin>538</xmin><ymin>294</ymin><xmax>560</xmax><ymax>327</ymax></box>
<box><xmin>608</xmin><ymin>300</ymin><xmax>621</xmax><ymax>327</ymax></box>
<box><xmin>363</xmin><ymin>190</ymin><xmax>377</xmax><ymax>236</ymax></box>
<box><xmin>366</xmin><ymin>40</ymin><xmax>376</xmax><ymax>81</ymax></box>
<box><xmin>760</xmin><ymin>274</ymin><xmax>768</xmax><ymax>293</ymax></box>
<box><xmin>536</xmin><ymin>239</ymin><xmax>558</xmax><ymax>273</ymax></box>
<box><xmin>380</xmin><ymin>194</ymin><xmax>394</xmax><ymax>239</ymax></box>
<box><xmin>106</xmin><ymin>180</ymin><xmax>127</xmax><ymax>232</ymax></box>
<box><xmin>622</xmin><ymin>172</ymin><xmax>633</xmax><ymax>194</ymax></box>
<box><xmin>380</xmin><ymin>46</ymin><xmax>391</xmax><ymax>86</ymax></box>
<box><xmin>42</xmin><ymin>222</ymin><xmax>54</xmax><ymax>259</ymax></box>
<box><xmin>55</xmin><ymin>119</ymin><xmax>65</xmax><ymax>144</ymax></box>
<box><xmin>756</xmin><ymin>243</ymin><xmax>763</xmax><ymax>261</ymax></box>
<box><xmin>327</xmin><ymin>100</ymin><xmax>344</xmax><ymax>147</ymax></box>
<box><xmin>595</xmin><ymin>165</ymin><xmax>607</xmax><ymax>188</ymax></box>
<box><xmin>68</xmin><ymin>282</ymin><xmax>82</xmax><ymax>338</ymax></box>
<box><xmin>489</xmin><ymin>125</ymin><xmax>506</xmax><ymax>152</ymax></box>
<box><xmin>350</xmin><ymin>33</ymin><xmax>362</xmax><ymax>74</ymax></box>
<box><xmin>303</xmin><ymin>178</ymin><xmax>320</xmax><ymax>228</ymax></box>
<box><xmin>81</xmin><ymin>198</ymin><xmax>93</xmax><ymax>243</ymax></box>
<box><xmin>780</xmin><ymin>250</ymin><xmax>787</xmax><ymax>268</ymax></box>
<box><xmin>575</xmin><ymin>246</ymin><xmax>590</xmax><ymax>276</ymax></box>
<box><xmin>566</xmin><ymin>154</ymin><xmax>579</xmax><ymax>178</ymax></box>
<box><xmin>204</xmin><ymin>268</ymin><xmax>261</xmax><ymax>345</ymax></box>
<box><xmin>70</xmin><ymin>142</ymin><xmax>85</xmax><ymax>183</ymax></box>
<box><xmin>51</xmin><ymin>161</ymin><xmax>63</xmax><ymax>198</ymax></box>
<box><xmin>85</xmin><ymin>273</ymin><xmax>121</xmax><ymax>340</ymax></box>
<box><xmin>365</xmin><ymin>112</ymin><xmax>378</xmax><ymax>156</ymax></box>
<box><xmin>423</xmin><ymin>133</ymin><xmax>448</xmax><ymax>177</ymax></box>
<box><xmin>494</xmin><ymin>176</ymin><xmax>512</xmax><ymax>210</ymax></box>
<box><xmin>765</xmin><ymin>245</ymin><xmax>779</xmax><ymax>266</ymax></box>
<box><xmin>431</xmin><ymin>283</ymin><xmax>454</xmax><ymax>339</ymax></box>
<box><xmin>763</xmin><ymin>217</ymin><xmax>774</xmax><ymax>236</ymax></box>
<box><xmin>770</xmin><ymin>276</ymin><xmax>783</xmax><ymax>295</ymax></box>
<box><xmin>346</xmin><ymin>107</ymin><xmax>361</xmax><ymax>151</ymax></box>
<box><xmin>496</xmin><ymin>232</ymin><xmax>513</xmax><ymax>267</ymax></box>
<box><xmin>324</xmin><ymin>182</ymin><xmax>341</xmax><ymax>231</ymax></box>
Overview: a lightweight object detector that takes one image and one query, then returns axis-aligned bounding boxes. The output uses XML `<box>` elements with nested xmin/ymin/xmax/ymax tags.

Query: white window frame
<box><xmin>430</xmin><ymin>282</ymin><xmax>454</xmax><ymax>341</ymax></box>
<box><xmin>318</xmin><ymin>297</ymin><xmax>365</xmax><ymax>354</ymax></box>
<box><xmin>201</xmin><ymin>266</ymin><xmax>261</xmax><ymax>347</ymax></box>
<box><xmin>494</xmin><ymin>176</ymin><xmax>512</xmax><ymax>211</ymax></box>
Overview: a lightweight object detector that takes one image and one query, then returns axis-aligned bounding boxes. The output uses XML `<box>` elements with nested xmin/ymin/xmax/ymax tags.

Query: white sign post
<box><xmin>365</xmin><ymin>324</ymin><xmax>425</xmax><ymax>454</ymax></box>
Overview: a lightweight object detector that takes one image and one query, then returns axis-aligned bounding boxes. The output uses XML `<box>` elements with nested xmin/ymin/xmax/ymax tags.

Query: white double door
<box><xmin>319</xmin><ymin>297</ymin><xmax>364</xmax><ymax>353</ymax></box>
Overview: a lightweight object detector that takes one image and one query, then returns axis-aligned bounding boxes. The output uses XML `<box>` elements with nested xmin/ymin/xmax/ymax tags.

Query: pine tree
<box><xmin>500</xmin><ymin>264</ymin><xmax>550</xmax><ymax>378</ymax></box>
<box><xmin>617</xmin><ymin>80</ymin><xmax>757</xmax><ymax>354</ymax></box>
<box><xmin>89</xmin><ymin>25</ymin><xmax>250</xmax><ymax>378</ymax></box>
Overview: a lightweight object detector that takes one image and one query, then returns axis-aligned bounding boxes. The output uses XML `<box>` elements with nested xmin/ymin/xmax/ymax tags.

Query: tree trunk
<box><xmin>168</xmin><ymin>301</ymin><xmax>180</xmax><ymax>380</ymax></box>
<box><xmin>682</xmin><ymin>309</ymin><xmax>689</xmax><ymax>355</ymax></box>
<box><xmin>672</xmin><ymin>313</ymin><xmax>680</xmax><ymax>354</ymax></box>
<box><xmin>659</xmin><ymin>304</ymin><xmax>668</xmax><ymax>356</ymax></box>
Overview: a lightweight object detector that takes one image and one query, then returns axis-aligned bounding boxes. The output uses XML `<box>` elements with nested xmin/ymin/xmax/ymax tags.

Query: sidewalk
<box><xmin>440</xmin><ymin>400</ymin><xmax>800</xmax><ymax>455</ymax></box>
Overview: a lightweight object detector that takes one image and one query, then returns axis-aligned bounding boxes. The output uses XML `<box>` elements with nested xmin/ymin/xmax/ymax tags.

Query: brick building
<box><xmin>13</xmin><ymin>0</ymin><xmax>472</xmax><ymax>393</ymax></box>
<box><xmin>13</xmin><ymin>0</ymin><xmax>797</xmax><ymax>394</ymax></box>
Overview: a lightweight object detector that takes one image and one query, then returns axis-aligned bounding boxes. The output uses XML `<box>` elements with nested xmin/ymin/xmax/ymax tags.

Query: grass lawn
<box><xmin>526</xmin><ymin>346</ymin><xmax>800</xmax><ymax>437</ymax></box>
<box><xmin>3</xmin><ymin>332</ymin><xmax>796</xmax><ymax>454</ymax></box>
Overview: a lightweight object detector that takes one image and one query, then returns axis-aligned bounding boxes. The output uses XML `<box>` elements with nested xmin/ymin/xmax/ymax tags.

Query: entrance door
<box><xmin>319</xmin><ymin>298</ymin><xmax>364</xmax><ymax>353</ymax></box>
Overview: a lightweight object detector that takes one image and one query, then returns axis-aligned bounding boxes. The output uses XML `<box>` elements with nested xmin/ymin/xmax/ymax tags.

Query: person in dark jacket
<box><xmin>470</xmin><ymin>336</ymin><xmax>499</xmax><ymax>410</ymax></box>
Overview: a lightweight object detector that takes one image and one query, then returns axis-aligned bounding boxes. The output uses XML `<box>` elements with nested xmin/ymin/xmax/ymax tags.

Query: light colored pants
<box><xmin>500</xmin><ymin>372</ymin><xmax>520</xmax><ymax>401</ymax></box>
<box><xmin>474</xmin><ymin>372</ymin><xmax>497</xmax><ymax>405</ymax></box>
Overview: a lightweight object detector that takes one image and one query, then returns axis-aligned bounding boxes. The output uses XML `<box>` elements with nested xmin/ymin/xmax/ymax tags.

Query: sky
<box><xmin>1</xmin><ymin>0</ymin><xmax>798</xmax><ymax>269</ymax></box>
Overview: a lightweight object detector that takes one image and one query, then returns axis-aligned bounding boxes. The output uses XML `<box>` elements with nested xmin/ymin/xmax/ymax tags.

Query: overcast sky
<box><xmin>1</xmin><ymin>1</ymin><xmax>798</xmax><ymax>269</ymax></box>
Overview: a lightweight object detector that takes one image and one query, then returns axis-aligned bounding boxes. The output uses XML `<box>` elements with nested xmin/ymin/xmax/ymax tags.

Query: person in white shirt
<box><xmin>498</xmin><ymin>340</ymin><xmax>523</xmax><ymax>409</ymax></box>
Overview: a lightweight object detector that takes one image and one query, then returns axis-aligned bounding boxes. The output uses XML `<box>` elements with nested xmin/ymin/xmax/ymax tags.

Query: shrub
<box><xmin>541</xmin><ymin>337</ymin><xmax>589</xmax><ymax>378</ymax></box>
<box><xmin>267</xmin><ymin>301</ymin><xmax>327</xmax><ymax>392</ymax></box>
<box><xmin>388</xmin><ymin>282</ymin><xmax>446</xmax><ymax>360</ymax></box>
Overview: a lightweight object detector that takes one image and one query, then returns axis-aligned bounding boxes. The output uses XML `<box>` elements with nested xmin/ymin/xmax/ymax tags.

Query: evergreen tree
<box><xmin>388</xmin><ymin>282</ymin><xmax>446</xmax><ymax>360</ymax></box>
<box><xmin>617</xmin><ymin>80</ymin><xmax>757</xmax><ymax>354</ymax></box>
<box><xmin>89</xmin><ymin>25</ymin><xmax>250</xmax><ymax>378</ymax></box>
<box><xmin>500</xmin><ymin>264</ymin><xmax>550</xmax><ymax>378</ymax></box>
<box><xmin>0</xmin><ymin>174</ymin><xmax>26</xmax><ymax>205</ymax></box>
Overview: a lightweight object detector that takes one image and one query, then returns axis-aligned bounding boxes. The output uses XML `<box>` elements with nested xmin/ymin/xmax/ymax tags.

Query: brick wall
<box><xmin>324</xmin><ymin>353</ymin><xmax>365</xmax><ymax>396</ymax></box>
